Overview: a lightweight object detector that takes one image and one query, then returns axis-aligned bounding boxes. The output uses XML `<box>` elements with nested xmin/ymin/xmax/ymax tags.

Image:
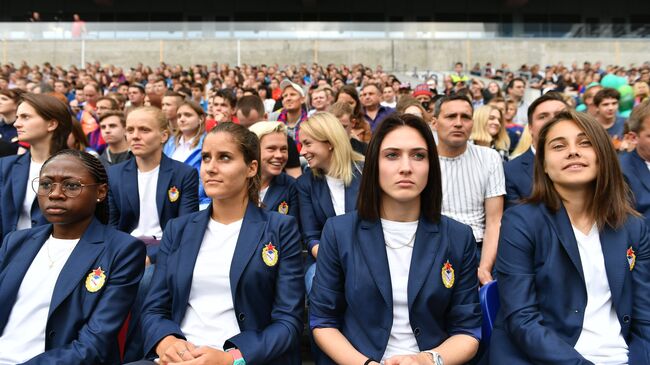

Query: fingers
<box><xmin>162</xmin><ymin>340</ymin><xmax>196</xmax><ymax>363</ymax></box>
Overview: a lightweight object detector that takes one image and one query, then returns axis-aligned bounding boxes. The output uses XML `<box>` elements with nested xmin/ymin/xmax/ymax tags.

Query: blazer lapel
<box><xmin>344</xmin><ymin>172</ymin><xmax>361</xmax><ymax>213</ymax></box>
<box><xmin>11</xmin><ymin>153</ymin><xmax>31</xmax><ymax>218</ymax></box>
<box><xmin>175</xmin><ymin>209</ymin><xmax>212</xmax><ymax>312</ymax></box>
<box><xmin>123</xmin><ymin>159</ymin><xmax>140</xmax><ymax>216</ymax></box>
<box><xmin>0</xmin><ymin>226</ymin><xmax>51</xmax><ymax>329</ymax></box>
<box><xmin>545</xmin><ymin>205</ymin><xmax>585</xmax><ymax>283</ymax></box>
<box><xmin>229</xmin><ymin>203</ymin><xmax>266</xmax><ymax>296</ymax></box>
<box><xmin>48</xmin><ymin>220</ymin><xmax>106</xmax><ymax>318</ymax></box>
<box><xmin>407</xmin><ymin>218</ymin><xmax>444</xmax><ymax>309</ymax></box>
<box><xmin>314</xmin><ymin>177</ymin><xmax>336</xmax><ymax>218</ymax></box>
<box><xmin>357</xmin><ymin>219</ymin><xmax>392</xmax><ymax>306</ymax></box>
<box><xmin>632</xmin><ymin>150</ymin><xmax>650</xmax><ymax>193</ymax></box>
<box><xmin>156</xmin><ymin>154</ymin><xmax>174</xmax><ymax>218</ymax></box>
<box><xmin>600</xmin><ymin>226</ymin><xmax>628</xmax><ymax>311</ymax></box>
<box><xmin>263</xmin><ymin>175</ymin><xmax>283</xmax><ymax>207</ymax></box>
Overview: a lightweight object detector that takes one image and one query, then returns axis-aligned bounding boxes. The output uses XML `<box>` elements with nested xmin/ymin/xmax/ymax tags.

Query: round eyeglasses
<box><xmin>31</xmin><ymin>177</ymin><xmax>102</xmax><ymax>198</ymax></box>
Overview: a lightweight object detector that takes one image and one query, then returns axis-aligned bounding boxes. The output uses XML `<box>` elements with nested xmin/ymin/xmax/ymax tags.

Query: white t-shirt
<box><xmin>181</xmin><ymin>218</ymin><xmax>243</xmax><ymax>349</ymax></box>
<box><xmin>0</xmin><ymin>236</ymin><xmax>78</xmax><ymax>364</ymax></box>
<box><xmin>171</xmin><ymin>136</ymin><xmax>195</xmax><ymax>163</ymax></box>
<box><xmin>259</xmin><ymin>186</ymin><xmax>269</xmax><ymax>204</ymax></box>
<box><xmin>17</xmin><ymin>160</ymin><xmax>44</xmax><ymax>230</ymax></box>
<box><xmin>381</xmin><ymin>219</ymin><xmax>420</xmax><ymax>362</ymax></box>
<box><xmin>325</xmin><ymin>175</ymin><xmax>346</xmax><ymax>216</ymax></box>
<box><xmin>130</xmin><ymin>166</ymin><xmax>163</xmax><ymax>239</ymax></box>
<box><xmin>439</xmin><ymin>143</ymin><xmax>505</xmax><ymax>242</ymax></box>
<box><xmin>573</xmin><ymin>224</ymin><xmax>628</xmax><ymax>365</ymax></box>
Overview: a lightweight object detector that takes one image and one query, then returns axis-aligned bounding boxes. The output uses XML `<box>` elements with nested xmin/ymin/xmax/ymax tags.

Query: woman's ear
<box><xmin>247</xmin><ymin>160</ymin><xmax>259</xmax><ymax>178</ymax></box>
<box><xmin>96</xmin><ymin>183</ymin><xmax>108</xmax><ymax>202</ymax></box>
<box><xmin>47</xmin><ymin>119</ymin><xmax>59</xmax><ymax>133</ymax></box>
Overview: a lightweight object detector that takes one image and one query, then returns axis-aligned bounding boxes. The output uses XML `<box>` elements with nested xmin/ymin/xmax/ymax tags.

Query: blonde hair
<box><xmin>128</xmin><ymin>106</ymin><xmax>170</xmax><ymax>133</ymax></box>
<box><xmin>511</xmin><ymin>124</ymin><xmax>532</xmax><ymax>158</ymax></box>
<box><xmin>249</xmin><ymin>121</ymin><xmax>288</xmax><ymax>140</ymax></box>
<box><xmin>300</xmin><ymin>112</ymin><xmax>364</xmax><ymax>185</ymax></box>
<box><xmin>471</xmin><ymin>105</ymin><xmax>510</xmax><ymax>151</ymax></box>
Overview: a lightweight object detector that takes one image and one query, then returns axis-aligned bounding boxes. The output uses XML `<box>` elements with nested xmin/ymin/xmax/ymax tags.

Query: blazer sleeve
<box><xmin>496</xmin><ymin>209</ymin><xmax>591</xmax><ymax>364</ymax></box>
<box><xmin>107</xmin><ymin>180</ymin><xmax>120</xmax><ymax>228</ymax></box>
<box><xmin>296</xmin><ymin>176</ymin><xmax>321</xmax><ymax>252</ymax></box>
<box><xmin>287</xmin><ymin>180</ymin><xmax>301</xmax><ymax>223</ymax></box>
<box><xmin>140</xmin><ymin>221</ymin><xmax>187</xmax><ymax>358</ymax></box>
<box><xmin>24</xmin><ymin>236</ymin><xmax>146</xmax><ymax>365</ymax></box>
<box><xmin>446</xmin><ymin>222</ymin><xmax>481</xmax><ymax>340</ymax></box>
<box><xmin>504</xmin><ymin>170</ymin><xmax>520</xmax><ymax>209</ymax></box>
<box><xmin>630</xmin><ymin>220</ymin><xmax>650</xmax><ymax>361</ymax></box>
<box><xmin>309</xmin><ymin>219</ymin><xmax>346</xmax><ymax>329</ymax></box>
<box><xmin>179</xmin><ymin>168</ymin><xmax>199</xmax><ymax>216</ymax></box>
<box><xmin>225</xmin><ymin>215</ymin><xmax>305</xmax><ymax>364</ymax></box>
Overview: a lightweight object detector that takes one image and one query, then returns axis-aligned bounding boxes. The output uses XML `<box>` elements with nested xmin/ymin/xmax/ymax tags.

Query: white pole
<box><xmin>237</xmin><ymin>39</ymin><xmax>241</xmax><ymax>67</ymax></box>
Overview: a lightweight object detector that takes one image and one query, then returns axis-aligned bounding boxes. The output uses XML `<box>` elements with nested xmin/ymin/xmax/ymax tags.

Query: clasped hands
<box><xmin>156</xmin><ymin>336</ymin><xmax>234</xmax><ymax>365</ymax></box>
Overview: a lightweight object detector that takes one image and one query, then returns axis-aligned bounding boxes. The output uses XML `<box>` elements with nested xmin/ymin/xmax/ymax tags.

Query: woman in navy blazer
<box><xmin>0</xmin><ymin>93</ymin><xmax>73</xmax><ymax>240</ymax></box>
<box><xmin>107</xmin><ymin>106</ymin><xmax>198</xmax><ymax>264</ymax></box>
<box><xmin>310</xmin><ymin>114</ymin><xmax>481</xmax><ymax>365</ymax></box>
<box><xmin>0</xmin><ymin>150</ymin><xmax>145</xmax><ymax>364</ymax></box>
<box><xmin>296</xmin><ymin>112</ymin><xmax>364</xmax><ymax>293</ymax></box>
<box><xmin>249</xmin><ymin>121</ymin><xmax>299</xmax><ymax>219</ymax></box>
<box><xmin>136</xmin><ymin>122</ymin><xmax>304</xmax><ymax>365</ymax></box>
<box><xmin>491</xmin><ymin>110</ymin><xmax>650</xmax><ymax>364</ymax></box>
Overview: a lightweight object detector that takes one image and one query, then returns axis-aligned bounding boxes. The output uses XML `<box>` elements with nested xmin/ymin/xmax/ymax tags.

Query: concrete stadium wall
<box><xmin>2</xmin><ymin>38</ymin><xmax>649</xmax><ymax>70</ymax></box>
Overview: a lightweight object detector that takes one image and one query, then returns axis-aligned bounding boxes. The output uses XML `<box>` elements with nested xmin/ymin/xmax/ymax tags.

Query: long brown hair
<box><xmin>19</xmin><ymin>93</ymin><xmax>73</xmax><ymax>156</ymax></box>
<box><xmin>208</xmin><ymin>122</ymin><xmax>261</xmax><ymax>205</ymax></box>
<box><xmin>527</xmin><ymin>109</ymin><xmax>637</xmax><ymax>228</ymax></box>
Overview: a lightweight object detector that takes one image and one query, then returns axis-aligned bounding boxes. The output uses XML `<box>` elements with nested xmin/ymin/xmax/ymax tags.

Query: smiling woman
<box><xmin>0</xmin><ymin>150</ymin><xmax>145</xmax><ymax>364</ymax></box>
<box><xmin>491</xmin><ymin>110</ymin><xmax>650</xmax><ymax>364</ymax></box>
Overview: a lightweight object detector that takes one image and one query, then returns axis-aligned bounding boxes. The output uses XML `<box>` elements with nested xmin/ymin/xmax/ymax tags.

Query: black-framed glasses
<box><xmin>31</xmin><ymin>177</ymin><xmax>101</xmax><ymax>198</ymax></box>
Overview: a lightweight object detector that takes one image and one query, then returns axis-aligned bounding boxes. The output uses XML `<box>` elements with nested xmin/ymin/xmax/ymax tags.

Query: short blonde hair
<box><xmin>300</xmin><ymin>112</ymin><xmax>363</xmax><ymax>185</ymax></box>
<box><xmin>249</xmin><ymin>121</ymin><xmax>288</xmax><ymax>140</ymax></box>
<box><xmin>128</xmin><ymin>106</ymin><xmax>169</xmax><ymax>133</ymax></box>
<box><xmin>471</xmin><ymin>105</ymin><xmax>510</xmax><ymax>151</ymax></box>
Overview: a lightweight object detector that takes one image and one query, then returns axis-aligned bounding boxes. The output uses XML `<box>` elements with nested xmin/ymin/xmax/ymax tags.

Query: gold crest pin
<box><xmin>627</xmin><ymin>246</ymin><xmax>636</xmax><ymax>271</ymax></box>
<box><xmin>85</xmin><ymin>267</ymin><xmax>106</xmax><ymax>293</ymax></box>
<box><xmin>278</xmin><ymin>201</ymin><xmax>289</xmax><ymax>215</ymax></box>
<box><xmin>262</xmin><ymin>242</ymin><xmax>279</xmax><ymax>267</ymax></box>
<box><xmin>441</xmin><ymin>260</ymin><xmax>455</xmax><ymax>289</ymax></box>
<box><xmin>168</xmin><ymin>186</ymin><xmax>180</xmax><ymax>203</ymax></box>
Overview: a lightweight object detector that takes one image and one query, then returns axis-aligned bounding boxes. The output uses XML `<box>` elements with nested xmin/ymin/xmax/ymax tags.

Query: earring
<box><xmin>97</xmin><ymin>199</ymin><xmax>101</xmax><ymax>202</ymax></box>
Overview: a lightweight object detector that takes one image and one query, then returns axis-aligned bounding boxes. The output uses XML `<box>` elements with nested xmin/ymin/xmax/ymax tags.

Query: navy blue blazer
<box><xmin>262</xmin><ymin>172</ymin><xmax>299</xmax><ymax>220</ymax></box>
<box><xmin>621</xmin><ymin>150</ymin><xmax>650</xmax><ymax>227</ymax></box>
<box><xmin>140</xmin><ymin>203</ymin><xmax>304</xmax><ymax>365</ymax></box>
<box><xmin>296</xmin><ymin>164</ymin><xmax>362</xmax><ymax>253</ymax></box>
<box><xmin>0</xmin><ymin>219</ymin><xmax>145</xmax><ymax>365</ymax></box>
<box><xmin>310</xmin><ymin>212</ymin><xmax>481</xmax><ymax>363</ymax></box>
<box><xmin>107</xmin><ymin>153</ymin><xmax>198</xmax><ymax>262</ymax></box>
<box><xmin>491</xmin><ymin>203</ymin><xmax>650</xmax><ymax>364</ymax></box>
<box><xmin>0</xmin><ymin>152</ymin><xmax>48</xmax><ymax>240</ymax></box>
<box><xmin>504</xmin><ymin>148</ymin><xmax>534</xmax><ymax>209</ymax></box>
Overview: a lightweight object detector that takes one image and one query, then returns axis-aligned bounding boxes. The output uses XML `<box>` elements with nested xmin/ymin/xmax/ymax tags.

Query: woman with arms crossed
<box><xmin>310</xmin><ymin>113</ymin><xmax>481</xmax><ymax>365</ymax></box>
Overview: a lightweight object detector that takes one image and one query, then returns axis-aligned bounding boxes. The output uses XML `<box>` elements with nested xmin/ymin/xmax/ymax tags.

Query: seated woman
<box><xmin>491</xmin><ymin>110</ymin><xmax>650</xmax><ymax>364</ymax></box>
<box><xmin>297</xmin><ymin>112</ymin><xmax>364</xmax><ymax>294</ymax></box>
<box><xmin>0</xmin><ymin>150</ymin><xmax>145</xmax><ymax>364</ymax></box>
<box><xmin>470</xmin><ymin>105</ymin><xmax>510</xmax><ymax>161</ymax></box>
<box><xmin>162</xmin><ymin>101</ymin><xmax>210</xmax><ymax>208</ymax></box>
<box><xmin>134</xmin><ymin>122</ymin><xmax>304</xmax><ymax>365</ymax></box>
<box><xmin>0</xmin><ymin>93</ymin><xmax>72</xmax><ymax>240</ymax></box>
<box><xmin>249</xmin><ymin>121</ymin><xmax>299</xmax><ymax>219</ymax></box>
<box><xmin>310</xmin><ymin>113</ymin><xmax>481</xmax><ymax>365</ymax></box>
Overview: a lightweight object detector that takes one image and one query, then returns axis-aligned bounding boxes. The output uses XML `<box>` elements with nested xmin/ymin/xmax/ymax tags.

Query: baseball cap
<box><xmin>280</xmin><ymin>79</ymin><xmax>305</xmax><ymax>97</ymax></box>
<box><xmin>412</xmin><ymin>83</ymin><xmax>433</xmax><ymax>98</ymax></box>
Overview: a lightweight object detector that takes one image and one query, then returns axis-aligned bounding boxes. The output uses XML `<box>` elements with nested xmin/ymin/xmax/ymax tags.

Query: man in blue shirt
<box><xmin>360</xmin><ymin>83</ymin><xmax>393</xmax><ymax>131</ymax></box>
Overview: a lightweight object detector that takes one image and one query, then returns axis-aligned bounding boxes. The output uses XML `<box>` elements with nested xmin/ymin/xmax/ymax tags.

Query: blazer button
<box><xmin>413</xmin><ymin>327</ymin><xmax>421</xmax><ymax>336</ymax></box>
<box><xmin>47</xmin><ymin>330</ymin><xmax>55</xmax><ymax>339</ymax></box>
<box><xmin>238</xmin><ymin>313</ymin><xmax>246</xmax><ymax>322</ymax></box>
<box><xmin>31</xmin><ymin>220</ymin><xmax>37</xmax><ymax>226</ymax></box>
<box><xmin>623</xmin><ymin>315</ymin><xmax>631</xmax><ymax>323</ymax></box>
<box><xmin>574</xmin><ymin>309</ymin><xmax>580</xmax><ymax>314</ymax></box>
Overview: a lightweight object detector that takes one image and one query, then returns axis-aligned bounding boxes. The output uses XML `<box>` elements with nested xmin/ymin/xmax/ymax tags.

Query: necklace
<box><xmin>45</xmin><ymin>240</ymin><xmax>57</xmax><ymax>269</ymax></box>
<box><xmin>384</xmin><ymin>232</ymin><xmax>416</xmax><ymax>249</ymax></box>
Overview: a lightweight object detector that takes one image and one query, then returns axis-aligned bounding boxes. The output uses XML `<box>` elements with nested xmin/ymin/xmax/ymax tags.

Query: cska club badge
<box><xmin>85</xmin><ymin>267</ymin><xmax>106</xmax><ymax>293</ymax></box>
<box><xmin>262</xmin><ymin>242</ymin><xmax>279</xmax><ymax>267</ymax></box>
<box><xmin>627</xmin><ymin>247</ymin><xmax>636</xmax><ymax>271</ymax></box>
<box><xmin>441</xmin><ymin>260</ymin><xmax>455</xmax><ymax>289</ymax></box>
<box><xmin>278</xmin><ymin>201</ymin><xmax>289</xmax><ymax>215</ymax></box>
<box><xmin>168</xmin><ymin>186</ymin><xmax>180</xmax><ymax>203</ymax></box>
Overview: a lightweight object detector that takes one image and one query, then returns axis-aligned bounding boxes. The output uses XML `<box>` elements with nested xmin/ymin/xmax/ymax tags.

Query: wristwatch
<box><xmin>226</xmin><ymin>348</ymin><xmax>246</xmax><ymax>365</ymax></box>
<box><xmin>422</xmin><ymin>350</ymin><xmax>444</xmax><ymax>365</ymax></box>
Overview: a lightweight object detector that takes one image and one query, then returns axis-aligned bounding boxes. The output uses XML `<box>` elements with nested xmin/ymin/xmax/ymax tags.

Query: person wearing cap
<box><xmin>412</xmin><ymin>84</ymin><xmax>434</xmax><ymax>112</ymax></box>
<box><xmin>269</xmin><ymin>80</ymin><xmax>308</xmax><ymax>148</ymax></box>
